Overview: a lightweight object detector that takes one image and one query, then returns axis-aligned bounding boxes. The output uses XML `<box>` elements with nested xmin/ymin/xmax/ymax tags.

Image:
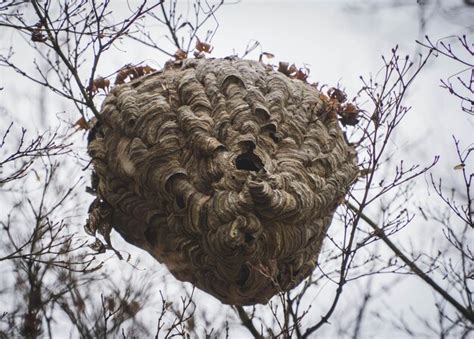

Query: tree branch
<box><xmin>347</xmin><ymin>201</ymin><xmax>474</xmax><ymax>323</ymax></box>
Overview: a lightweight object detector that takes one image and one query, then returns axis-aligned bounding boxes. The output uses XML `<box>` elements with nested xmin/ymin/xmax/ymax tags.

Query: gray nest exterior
<box><xmin>87</xmin><ymin>58</ymin><xmax>358</xmax><ymax>305</ymax></box>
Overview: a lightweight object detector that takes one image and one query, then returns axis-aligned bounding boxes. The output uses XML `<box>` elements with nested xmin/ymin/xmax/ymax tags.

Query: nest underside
<box><xmin>87</xmin><ymin>58</ymin><xmax>358</xmax><ymax>305</ymax></box>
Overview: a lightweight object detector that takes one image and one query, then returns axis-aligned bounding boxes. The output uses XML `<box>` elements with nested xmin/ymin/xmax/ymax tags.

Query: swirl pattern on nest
<box><xmin>87</xmin><ymin>58</ymin><xmax>358</xmax><ymax>305</ymax></box>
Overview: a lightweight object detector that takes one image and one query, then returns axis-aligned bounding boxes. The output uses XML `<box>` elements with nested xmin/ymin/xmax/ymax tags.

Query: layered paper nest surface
<box><xmin>87</xmin><ymin>58</ymin><xmax>358</xmax><ymax>305</ymax></box>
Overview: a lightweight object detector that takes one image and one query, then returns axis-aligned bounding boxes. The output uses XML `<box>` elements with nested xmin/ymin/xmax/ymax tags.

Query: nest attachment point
<box><xmin>86</xmin><ymin>58</ymin><xmax>358</xmax><ymax>305</ymax></box>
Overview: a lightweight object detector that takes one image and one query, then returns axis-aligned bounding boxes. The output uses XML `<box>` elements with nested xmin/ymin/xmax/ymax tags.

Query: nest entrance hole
<box><xmin>235</xmin><ymin>152</ymin><xmax>264</xmax><ymax>172</ymax></box>
<box><xmin>237</xmin><ymin>264</ymin><xmax>250</xmax><ymax>286</ymax></box>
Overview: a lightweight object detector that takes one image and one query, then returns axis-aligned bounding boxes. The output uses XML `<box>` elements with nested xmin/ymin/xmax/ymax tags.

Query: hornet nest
<box><xmin>86</xmin><ymin>58</ymin><xmax>359</xmax><ymax>305</ymax></box>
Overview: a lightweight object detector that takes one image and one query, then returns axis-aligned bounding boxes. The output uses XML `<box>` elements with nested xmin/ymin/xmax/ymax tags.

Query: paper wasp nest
<box><xmin>87</xmin><ymin>58</ymin><xmax>358</xmax><ymax>305</ymax></box>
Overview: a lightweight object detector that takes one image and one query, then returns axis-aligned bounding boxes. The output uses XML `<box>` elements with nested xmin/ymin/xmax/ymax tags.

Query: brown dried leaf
<box><xmin>93</xmin><ymin>77</ymin><xmax>110</xmax><ymax>93</ymax></box>
<box><xmin>339</xmin><ymin>103</ymin><xmax>361</xmax><ymax>126</ymax></box>
<box><xmin>196</xmin><ymin>39</ymin><xmax>213</xmax><ymax>53</ymax></box>
<box><xmin>328</xmin><ymin>87</ymin><xmax>347</xmax><ymax>103</ymax></box>
<box><xmin>295</xmin><ymin>67</ymin><xmax>309</xmax><ymax>82</ymax></box>
<box><xmin>174</xmin><ymin>49</ymin><xmax>188</xmax><ymax>60</ymax></box>
<box><xmin>115</xmin><ymin>67</ymin><xmax>129</xmax><ymax>84</ymax></box>
<box><xmin>278</xmin><ymin>61</ymin><xmax>289</xmax><ymax>73</ymax></box>
<box><xmin>114</xmin><ymin>64</ymin><xmax>157</xmax><ymax>85</ymax></box>
<box><xmin>31</xmin><ymin>31</ymin><xmax>47</xmax><ymax>42</ymax></box>
<box><xmin>73</xmin><ymin>117</ymin><xmax>90</xmax><ymax>130</ymax></box>
<box><xmin>31</xmin><ymin>22</ymin><xmax>47</xmax><ymax>42</ymax></box>
<box><xmin>343</xmin><ymin>103</ymin><xmax>358</xmax><ymax>113</ymax></box>
<box><xmin>142</xmin><ymin>65</ymin><xmax>156</xmax><ymax>74</ymax></box>
<box><xmin>453</xmin><ymin>163</ymin><xmax>465</xmax><ymax>170</ymax></box>
<box><xmin>319</xmin><ymin>93</ymin><xmax>329</xmax><ymax>103</ymax></box>
<box><xmin>288</xmin><ymin>64</ymin><xmax>298</xmax><ymax>75</ymax></box>
<box><xmin>278</xmin><ymin>62</ymin><xmax>297</xmax><ymax>77</ymax></box>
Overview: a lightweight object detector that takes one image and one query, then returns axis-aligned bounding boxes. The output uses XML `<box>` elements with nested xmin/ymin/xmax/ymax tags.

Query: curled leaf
<box><xmin>73</xmin><ymin>117</ymin><xmax>90</xmax><ymax>130</ymax></box>
<box><xmin>339</xmin><ymin>103</ymin><xmax>361</xmax><ymax>126</ymax></box>
<box><xmin>31</xmin><ymin>31</ymin><xmax>47</xmax><ymax>42</ymax></box>
<box><xmin>89</xmin><ymin>238</ymin><xmax>106</xmax><ymax>253</ymax></box>
<box><xmin>328</xmin><ymin>87</ymin><xmax>347</xmax><ymax>103</ymax></box>
<box><xmin>114</xmin><ymin>64</ymin><xmax>156</xmax><ymax>85</ymax></box>
<box><xmin>88</xmin><ymin>77</ymin><xmax>110</xmax><ymax>94</ymax></box>
<box><xmin>278</xmin><ymin>61</ymin><xmax>296</xmax><ymax>76</ymax></box>
<box><xmin>295</xmin><ymin>67</ymin><xmax>309</xmax><ymax>82</ymax></box>
<box><xmin>31</xmin><ymin>21</ymin><xmax>47</xmax><ymax>42</ymax></box>
<box><xmin>196</xmin><ymin>39</ymin><xmax>213</xmax><ymax>54</ymax></box>
<box><xmin>174</xmin><ymin>49</ymin><xmax>188</xmax><ymax>60</ymax></box>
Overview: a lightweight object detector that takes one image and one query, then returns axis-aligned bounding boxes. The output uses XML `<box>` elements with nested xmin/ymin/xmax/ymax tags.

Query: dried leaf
<box><xmin>343</xmin><ymin>103</ymin><xmax>358</xmax><ymax>113</ymax></box>
<box><xmin>31</xmin><ymin>31</ymin><xmax>47</xmax><ymax>42</ymax></box>
<box><xmin>339</xmin><ymin>103</ymin><xmax>361</xmax><ymax>126</ymax></box>
<box><xmin>114</xmin><ymin>64</ymin><xmax>156</xmax><ymax>84</ymax></box>
<box><xmin>288</xmin><ymin>64</ymin><xmax>298</xmax><ymax>74</ymax></box>
<box><xmin>278</xmin><ymin>62</ymin><xmax>297</xmax><ymax>77</ymax></box>
<box><xmin>89</xmin><ymin>238</ymin><xmax>106</xmax><ymax>253</ymax></box>
<box><xmin>295</xmin><ymin>68</ymin><xmax>309</xmax><ymax>82</ymax></box>
<box><xmin>319</xmin><ymin>93</ymin><xmax>329</xmax><ymax>103</ymax></box>
<box><xmin>142</xmin><ymin>65</ymin><xmax>156</xmax><ymax>74</ymax></box>
<box><xmin>278</xmin><ymin>61</ymin><xmax>290</xmax><ymax>74</ymax></box>
<box><xmin>93</xmin><ymin>77</ymin><xmax>110</xmax><ymax>93</ymax></box>
<box><xmin>73</xmin><ymin>117</ymin><xmax>90</xmax><ymax>130</ymax></box>
<box><xmin>453</xmin><ymin>163</ymin><xmax>465</xmax><ymax>170</ymax></box>
<box><xmin>196</xmin><ymin>39</ymin><xmax>213</xmax><ymax>54</ymax></box>
<box><xmin>328</xmin><ymin>87</ymin><xmax>347</xmax><ymax>103</ymax></box>
<box><xmin>115</xmin><ymin>65</ymin><xmax>130</xmax><ymax>84</ymax></box>
<box><xmin>31</xmin><ymin>22</ymin><xmax>47</xmax><ymax>42</ymax></box>
<box><xmin>174</xmin><ymin>49</ymin><xmax>188</xmax><ymax>60</ymax></box>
